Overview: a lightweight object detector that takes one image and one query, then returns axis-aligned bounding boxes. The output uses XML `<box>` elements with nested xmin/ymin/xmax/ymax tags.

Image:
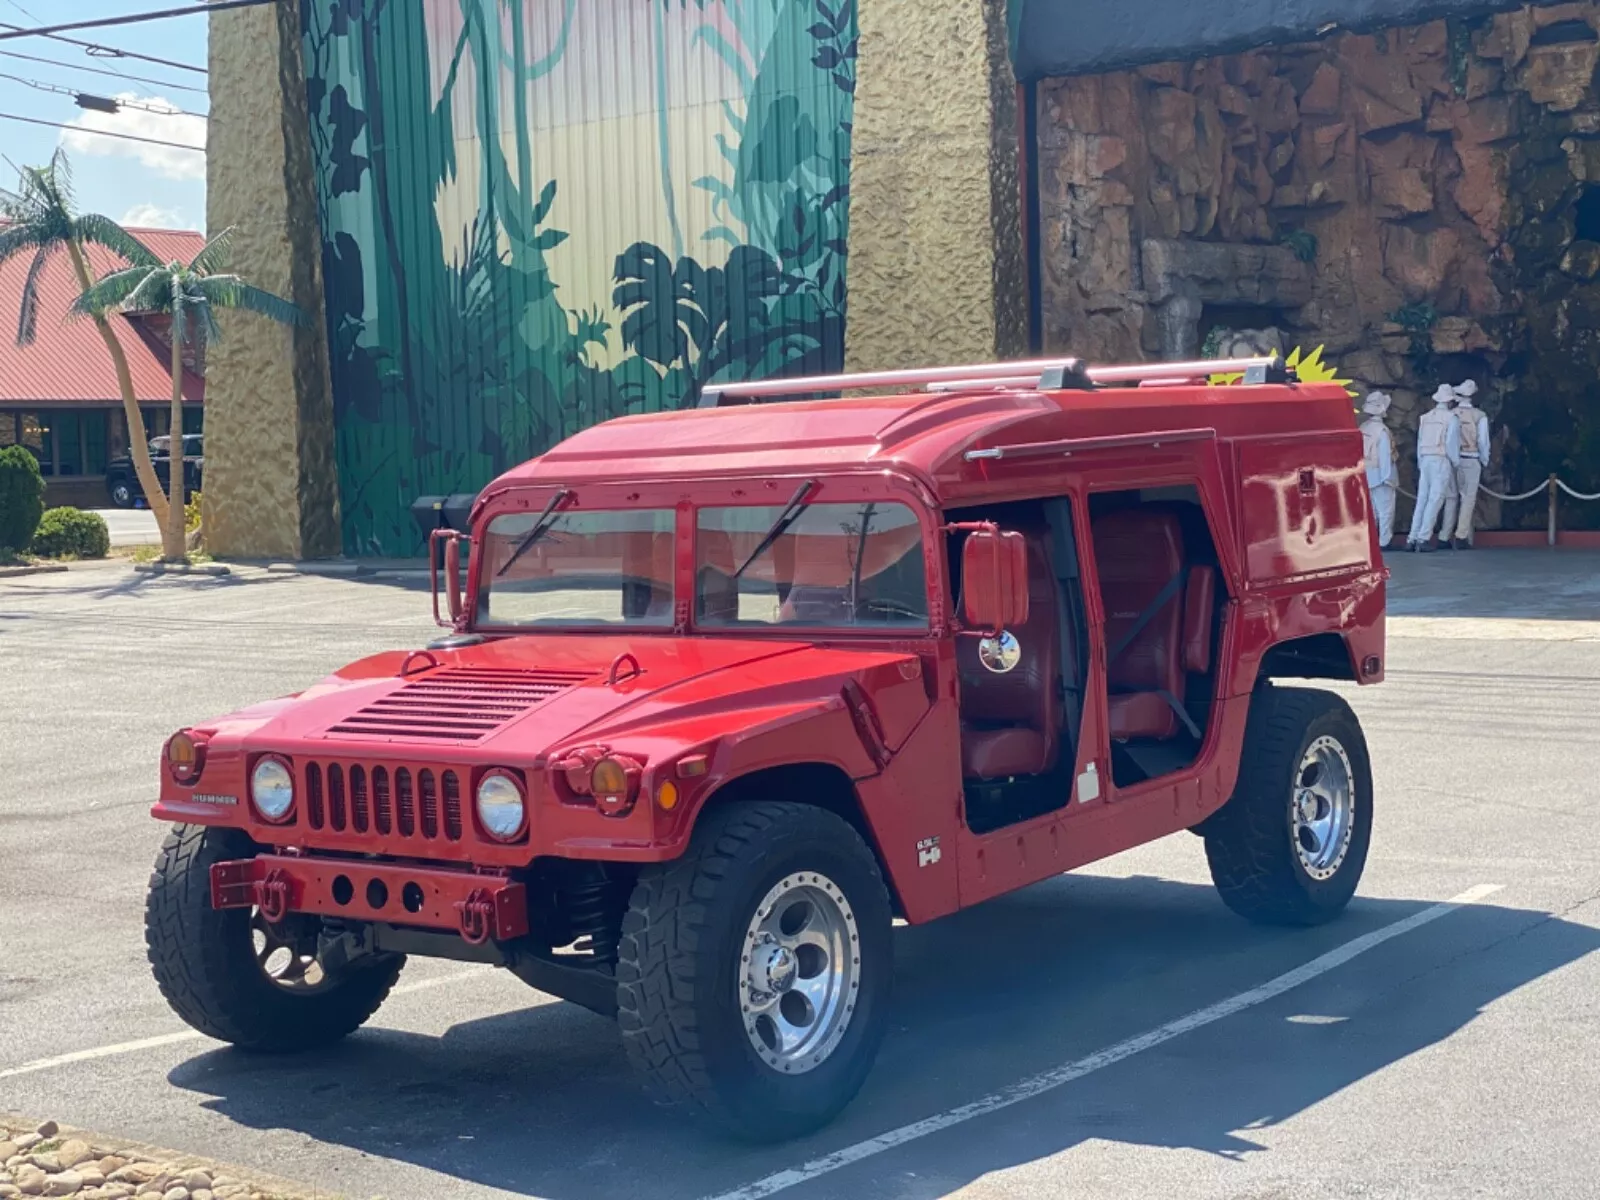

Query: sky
<box><xmin>0</xmin><ymin>0</ymin><xmax>208</xmax><ymax>232</ymax></box>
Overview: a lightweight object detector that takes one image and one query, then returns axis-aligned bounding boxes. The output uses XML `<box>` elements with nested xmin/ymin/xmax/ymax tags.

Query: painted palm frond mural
<box><xmin>303</xmin><ymin>0</ymin><xmax>856</xmax><ymax>555</ymax></box>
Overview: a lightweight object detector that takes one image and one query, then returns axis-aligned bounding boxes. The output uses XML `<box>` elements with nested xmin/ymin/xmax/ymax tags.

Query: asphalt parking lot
<box><xmin>3</xmin><ymin>551</ymin><xmax>1600</xmax><ymax>1199</ymax></box>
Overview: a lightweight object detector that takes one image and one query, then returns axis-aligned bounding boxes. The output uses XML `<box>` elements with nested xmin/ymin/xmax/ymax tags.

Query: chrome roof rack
<box><xmin>698</xmin><ymin>355</ymin><xmax>1289</xmax><ymax>407</ymax></box>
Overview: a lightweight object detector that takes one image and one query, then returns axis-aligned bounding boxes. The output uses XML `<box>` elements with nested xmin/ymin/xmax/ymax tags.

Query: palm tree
<box><xmin>75</xmin><ymin>227</ymin><xmax>307</xmax><ymax>560</ymax></box>
<box><xmin>0</xmin><ymin>150</ymin><xmax>170</xmax><ymax>527</ymax></box>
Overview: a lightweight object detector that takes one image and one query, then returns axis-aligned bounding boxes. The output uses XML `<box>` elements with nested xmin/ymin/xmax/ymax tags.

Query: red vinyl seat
<box><xmin>1093</xmin><ymin>509</ymin><xmax>1216</xmax><ymax>741</ymax></box>
<box><xmin>958</xmin><ymin>531</ymin><xmax>1061</xmax><ymax>779</ymax></box>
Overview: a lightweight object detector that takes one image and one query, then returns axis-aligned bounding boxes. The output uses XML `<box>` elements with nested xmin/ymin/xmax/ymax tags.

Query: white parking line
<box><xmin>0</xmin><ymin>967</ymin><xmax>493</xmax><ymax>1081</ymax></box>
<box><xmin>704</xmin><ymin>883</ymin><xmax>1505</xmax><ymax>1200</ymax></box>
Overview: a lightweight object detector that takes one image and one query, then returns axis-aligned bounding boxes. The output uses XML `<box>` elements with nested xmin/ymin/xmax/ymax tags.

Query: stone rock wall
<box><xmin>1037</xmin><ymin>3</ymin><xmax>1600</xmax><ymax>515</ymax></box>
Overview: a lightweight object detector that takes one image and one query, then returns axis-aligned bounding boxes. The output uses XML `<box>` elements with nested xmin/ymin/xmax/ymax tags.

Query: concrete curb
<box><xmin>259</xmin><ymin>560</ymin><xmax>430</xmax><ymax>580</ymax></box>
<box><xmin>0</xmin><ymin>563</ymin><xmax>69</xmax><ymax>579</ymax></box>
<box><xmin>132</xmin><ymin>562</ymin><xmax>232</xmax><ymax>577</ymax></box>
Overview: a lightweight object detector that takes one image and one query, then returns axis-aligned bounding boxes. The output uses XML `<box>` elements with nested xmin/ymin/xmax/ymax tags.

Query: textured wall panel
<box><xmin>303</xmin><ymin>0</ymin><xmax>857</xmax><ymax>556</ymax></box>
<box><xmin>846</xmin><ymin>0</ymin><xmax>1024</xmax><ymax>370</ymax></box>
<box><xmin>206</xmin><ymin>0</ymin><xmax>339</xmax><ymax>560</ymax></box>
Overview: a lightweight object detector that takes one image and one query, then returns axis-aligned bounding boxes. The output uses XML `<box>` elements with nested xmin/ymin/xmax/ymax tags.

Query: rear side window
<box><xmin>695</xmin><ymin>502</ymin><xmax>929</xmax><ymax>629</ymax></box>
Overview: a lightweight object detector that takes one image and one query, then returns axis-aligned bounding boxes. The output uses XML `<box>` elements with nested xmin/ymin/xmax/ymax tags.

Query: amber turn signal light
<box><xmin>166</xmin><ymin>731</ymin><xmax>202</xmax><ymax>783</ymax></box>
<box><xmin>656</xmin><ymin>780</ymin><xmax>679</xmax><ymax>811</ymax></box>
<box><xmin>590</xmin><ymin>757</ymin><xmax>629</xmax><ymax>797</ymax></box>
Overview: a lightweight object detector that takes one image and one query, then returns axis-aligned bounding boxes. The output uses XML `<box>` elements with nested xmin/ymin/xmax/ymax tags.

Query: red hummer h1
<box><xmin>146</xmin><ymin>355</ymin><xmax>1384</xmax><ymax>1141</ymax></box>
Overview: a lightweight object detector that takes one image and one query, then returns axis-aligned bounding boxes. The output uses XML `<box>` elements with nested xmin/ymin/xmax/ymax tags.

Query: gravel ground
<box><xmin>0</xmin><ymin>1117</ymin><xmax>327</xmax><ymax>1200</ymax></box>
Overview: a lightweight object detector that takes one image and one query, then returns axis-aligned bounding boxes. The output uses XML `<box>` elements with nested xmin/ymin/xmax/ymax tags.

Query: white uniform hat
<box><xmin>1362</xmin><ymin>391</ymin><xmax>1391</xmax><ymax>416</ymax></box>
<box><xmin>1432</xmin><ymin>383</ymin><xmax>1455</xmax><ymax>405</ymax></box>
<box><xmin>1453</xmin><ymin>379</ymin><xmax>1479</xmax><ymax>401</ymax></box>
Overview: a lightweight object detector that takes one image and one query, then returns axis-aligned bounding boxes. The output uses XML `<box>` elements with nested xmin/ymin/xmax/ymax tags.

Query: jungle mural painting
<box><xmin>302</xmin><ymin>0</ymin><xmax>856</xmax><ymax>555</ymax></box>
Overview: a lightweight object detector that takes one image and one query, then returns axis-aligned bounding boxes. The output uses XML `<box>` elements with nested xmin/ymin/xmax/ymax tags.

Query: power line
<box><xmin>0</xmin><ymin>71</ymin><xmax>207</xmax><ymax>117</ymax></box>
<box><xmin>0</xmin><ymin>24</ymin><xmax>206</xmax><ymax>75</ymax></box>
<box><xmin>0</xmin><ymin>0</ymin><xmax>194</xmax><ymax>87</ymax></box>
<box><xmin>0</xmin><ymin>110</ymin><xmax>205</xmax><ymax>153</ymax></box>
<box><xmin>0</xmin><ymin>1</ymin><xmax>275</xmax><ymax>43</ymax></box>
<box><xmin>0</xmin><ymin>49</ymin><xmax>207</xmax><ymax>96</ymax></box>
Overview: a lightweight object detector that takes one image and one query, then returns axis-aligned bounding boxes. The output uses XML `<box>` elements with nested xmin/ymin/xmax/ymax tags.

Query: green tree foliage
<box><xmin>29</xmin><ymin>507</ymin><xmax>111</xmax><ymax>559</ymax></box>
<box><xmin>0</xmin><ymin>444</ymin><xmax>45</xmax><ymax>555</ymax></box>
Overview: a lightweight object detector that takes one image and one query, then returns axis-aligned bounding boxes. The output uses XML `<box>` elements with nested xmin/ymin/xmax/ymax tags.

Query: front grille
<box><xmin>303</xmin><ymin>760</ymin><xmax>471</xmax><ymax>846</ymax></box>
<box><xmin>323</xmin><ymin>666</ymin><xmax>591</xmax><ymax>743</ymax></box>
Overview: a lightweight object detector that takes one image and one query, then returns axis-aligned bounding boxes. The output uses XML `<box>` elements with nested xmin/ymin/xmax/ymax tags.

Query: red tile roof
<box><xmin>0</xmin><ymin>226</ymin><xmax>207</xmax><ymax>406</ymax></box>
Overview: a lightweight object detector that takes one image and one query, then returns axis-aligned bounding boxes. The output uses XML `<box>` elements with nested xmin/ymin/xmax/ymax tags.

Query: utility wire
<box><xmin>1</xmin><ymin>0</ymin><xmax>194</xmax><ymax>88</ymax></box>
<box><xmin>0</xmin><ymin>49</ymin><xmax>207</xmax><ymax>96</ymax></box>
<box><xmin>0</xmin><ymin>23</ymin><xmax>206</xmax><ymax>75</ymax></box>
<box><xmin>0</xmin><ymin>110</ymin><xmax>205</xmax><ymax>152</ymax></box>
<box><xmin>0</xmin><ymin>1</ymin><xmax>274</xmax><ymax>43</ymax></box>
<box><xmin>0</xmin><ymin>71</ymin><xmax>206</xmax><ymax>117</ymax></box>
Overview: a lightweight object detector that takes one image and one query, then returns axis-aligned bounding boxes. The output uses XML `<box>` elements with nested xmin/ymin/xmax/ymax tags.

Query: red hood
<box><xmin>196</xmin><ymin>633</ymin><xmax>930</xmax><ymax>768</ymax></box>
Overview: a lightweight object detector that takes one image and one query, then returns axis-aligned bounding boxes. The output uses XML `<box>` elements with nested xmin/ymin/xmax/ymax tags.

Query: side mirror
<box><xmin>430</xmin><ymin>529</ymin><xmax>468</xmax><ymax>628</ymax></box>
<box><xmin>961</xmin><ymin>527</ymin><xmax>1028</xmax><ymax>633</ymax></box>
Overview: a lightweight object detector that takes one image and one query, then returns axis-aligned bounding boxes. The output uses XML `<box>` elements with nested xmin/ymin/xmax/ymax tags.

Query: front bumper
<box><xmin>209</xmin><ymin>855</ymin><xmax>529</xmax><ymax>945</ymax></box>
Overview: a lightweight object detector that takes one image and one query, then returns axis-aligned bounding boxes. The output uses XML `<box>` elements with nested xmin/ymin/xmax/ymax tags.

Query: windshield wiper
<box><xmin>496</xmin><ymin>488</ymin><xmax>572</xmax><ymax>578</ymax></box>
<box><xmin>733</xmin><ymin>479</ymin><xmax>817</xmax><ymax>579</ymax></box>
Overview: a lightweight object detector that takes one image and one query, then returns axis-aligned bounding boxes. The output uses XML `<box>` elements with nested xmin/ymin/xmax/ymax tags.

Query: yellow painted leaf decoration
<box><xmin>1207</xmin><ymin>345</ymin><xmax>1355</xmax><ymax>396</ymax></box>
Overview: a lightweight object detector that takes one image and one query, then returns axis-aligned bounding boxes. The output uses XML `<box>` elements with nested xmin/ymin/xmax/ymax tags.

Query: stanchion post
<box><xmin>1548</xmin><ymin>473</ymin><xmax>1559</xmax><ymax>547</ymax></box>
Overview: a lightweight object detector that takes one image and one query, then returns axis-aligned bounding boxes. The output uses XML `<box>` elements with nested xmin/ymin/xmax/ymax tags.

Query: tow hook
<box><xmin>456</xmin><ymin>888</ymin><xmax>496</xmax><ymax>945</ymax></box>
<box><xmin>256</xmin><ymin>868</ymin><xmax>292</xmax><ymax>924</ymax></box>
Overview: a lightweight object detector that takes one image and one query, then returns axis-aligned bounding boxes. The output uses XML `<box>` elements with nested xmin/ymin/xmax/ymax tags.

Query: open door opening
<box><xmin>1087</xmin><ymin>486</ymin><xmax>1227</xmax><ymax>787</ymax></box>
<box><xmin>946</xmin><ymin>498</ymin><xmax>1090</xmax><ymax>834</ymax></box>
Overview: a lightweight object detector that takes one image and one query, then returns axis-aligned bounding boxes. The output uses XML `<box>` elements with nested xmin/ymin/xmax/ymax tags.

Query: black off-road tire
<box><xmin>145</xmin><ymin>824</ymin><xmax>404</xmax><ymax>1051</ymax></box>
<box><xmin>1203</xmin><ymin>685</ymin><xmax>1373</xmax><ymax>926</ymax></box>
<box><xmin>616</xmin><ymin>801</ymin><xmax>893</xmax><ymax>1142</ymax></box>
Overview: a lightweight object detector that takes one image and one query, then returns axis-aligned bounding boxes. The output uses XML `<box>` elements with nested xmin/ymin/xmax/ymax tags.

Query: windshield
<box><xmin>696</xmin><ymin>501</ymin><xmax>929</xmax><ymax>629</ymax></box>
<box><xmin>478</xmin><ymin>508</ymin><xmax>675</xmax><ymax>627</ymax></box>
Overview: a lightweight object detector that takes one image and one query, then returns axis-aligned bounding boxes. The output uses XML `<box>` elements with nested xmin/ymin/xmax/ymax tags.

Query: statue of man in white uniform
<box><xmin>1359</xmin><ymin>391</ymin><xmax>1397</xmax><ymax>550</ymax></box>
<box><xmin>1447</xmin><ymin>379</ymin><xmax>1491</xmax><ymax>549</ymax></box>
<box><xmin>1407</xmin><ymin>384</ymin><xmax>1457</xmax><ymax>552</ymax></box>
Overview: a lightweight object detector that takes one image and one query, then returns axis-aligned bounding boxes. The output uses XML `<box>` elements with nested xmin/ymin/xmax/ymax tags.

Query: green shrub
<box><xmin>29</xmin><ymin>506</ymin><xmax>111</xmax><ymax>559</ymax></box>
<box><xmin>0</xmin><ymin>445</ymin><xmax>45</xmax><ymax>554</ymax></box>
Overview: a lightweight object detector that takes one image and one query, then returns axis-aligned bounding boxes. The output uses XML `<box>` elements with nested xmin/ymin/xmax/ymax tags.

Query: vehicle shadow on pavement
<box><xmin>166</xmin><ymin>873</ymin><xmax>1599</xmax><ymax>1199</ymax></box>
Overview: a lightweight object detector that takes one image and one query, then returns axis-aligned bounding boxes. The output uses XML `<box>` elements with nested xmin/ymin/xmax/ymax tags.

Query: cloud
<box><xmin>119</xmin><ymin>203</ymin><xmax>191</xmax><ymax>230</ymax></box>
<box><xmin>59</xmin><ymin>95</ymin><xmax>207</xmax><ymax>182</ymax></box>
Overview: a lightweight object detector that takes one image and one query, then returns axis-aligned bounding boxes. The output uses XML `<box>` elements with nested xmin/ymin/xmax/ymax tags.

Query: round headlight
<box><xmin>476</xmin><ymin>771</ymin><xmax>526</xmax><ymax>840</ymax></box>
<box><xmin>251</xmin><ymin>757</ymin><xmax>294</xmax><ymax>822</ymax></box>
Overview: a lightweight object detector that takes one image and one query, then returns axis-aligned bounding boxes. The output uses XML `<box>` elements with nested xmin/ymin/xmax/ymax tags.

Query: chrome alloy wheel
<box><xmin>739</xmin><ymin>871</ymin><xmax>860</xmax><ymax>1074</ymax></box>
<box><xmin>1292</xmin><ymin>735</ymin><xmax>1356</xmax><ymax>881</ymax></box>
<box><xmin>251</xmin><ymin>910</ymin><xmax>329</xmax><ymax>991</ymax></box>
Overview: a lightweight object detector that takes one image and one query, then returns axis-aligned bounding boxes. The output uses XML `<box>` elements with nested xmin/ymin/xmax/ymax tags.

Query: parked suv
<box><xmin>106</xmin><ymin>433</ymin><xmax>202</xmax><ymax>507</ymax></box>
<box><xmin>144</xmin><ymin>355</ymin><xmax>1384</xmax><ymax>1140</ymax></box>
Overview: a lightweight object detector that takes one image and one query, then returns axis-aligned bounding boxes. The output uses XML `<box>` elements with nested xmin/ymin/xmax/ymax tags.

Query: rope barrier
<box><xmin>1390</xmin><ymin>469</ymin><xmax>1596</xmax><ymax>545</ymax></box>
<box><xmin>1483</xmin><ymin>480</ymin><xmax>1553</xmax><ymax>502</ymax></box>
<box><xmin>1555</xmin><ymin>479</ymin><xmax>1600</xmax><ymax>502</ymax></box>
<box><xmin>1397</xmin><ymin>478</ymin><xmax>1559</xmax><ymax>502</ymax></box>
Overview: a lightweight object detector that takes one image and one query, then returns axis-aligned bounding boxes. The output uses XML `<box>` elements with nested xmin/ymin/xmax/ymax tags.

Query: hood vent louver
<box><xmin>324</xmin><ymin>666</ymin><xmax>593</xmax><ymax>743</ymax></box>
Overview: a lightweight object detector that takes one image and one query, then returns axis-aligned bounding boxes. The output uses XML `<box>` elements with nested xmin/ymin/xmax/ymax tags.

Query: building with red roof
<box><xmin>0</xmin><ymin>226</ymin><xmax>206</xmax><ymax>507</ymax></box>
